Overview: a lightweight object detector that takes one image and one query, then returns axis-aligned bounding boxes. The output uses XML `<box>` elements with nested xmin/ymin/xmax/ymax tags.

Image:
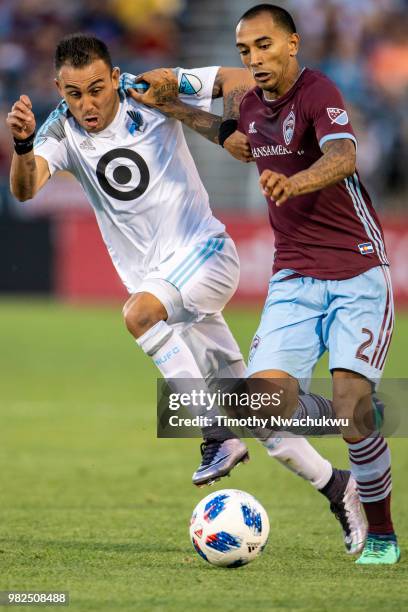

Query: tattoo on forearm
<box><xmin>163</xmin><ymin>101</ymin><xmax>222</xmax><ymax>143</ymax></box>
<box><xmin>152</xmin><ymin>82</ymin><xmax>179</xmax><ymax>105</ymax></box>
<box><xmin>291</xmin><ymin>139</ymin><xmax>356</xmax><ymax>195</ymax></box>
<box><xmin>223</xmin><ymin>86</ymin><xmax>250</xmax><ymax>120</ymax></box>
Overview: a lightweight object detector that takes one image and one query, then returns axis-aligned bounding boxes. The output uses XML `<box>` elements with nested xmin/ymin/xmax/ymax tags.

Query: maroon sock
<box><xmin>363</xmin><ymin>492</ymin><xmax>394</xmax><ymax>535</ymax></box>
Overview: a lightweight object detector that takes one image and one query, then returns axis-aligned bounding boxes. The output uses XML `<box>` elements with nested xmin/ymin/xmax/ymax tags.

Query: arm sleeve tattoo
<box><xmin>291</xmin><ymin>139</ymin><xmax>356</xmax><ymax>195</ymax></box>
<box><xmin>165</xmin><ymin>69</ymin><xmax>251</xmax><ymax>143</ymax></box>
<box><xmin>222</xmin><ymin>85</ymin><xmax>250</xmax><ymax>120</ymax></box>
<box><xmin>162</xmin><ymin>101</ymin><xmax>222</xmax><ymax>144</ymax></box>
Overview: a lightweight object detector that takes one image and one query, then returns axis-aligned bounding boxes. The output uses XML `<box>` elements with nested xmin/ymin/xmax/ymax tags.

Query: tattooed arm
<box><xmin>126</xmin><ymin>67</ymin><xmax>221</xmax><ymax>142</ymax></box>
<box><xmin>214</xmin><ymin>68</ymin><xmax>255</xmax><ymax>161</ymax></box>
<box><xmin>292</xmin><ymin>139</ymin><xmax>356</xmax><ymax>193</ymax></box>
<box><xmin>156</xmin><ymin>102</ymin><xmax>223</xmax><ymax>144</ymax></box>
<box><xmin>127</xmin><ymin>67</ymin><xmax>253</xmax><ymax>146</ymax></box>
<box><xmin>212</xmin><ymin>67</ymin><xmax>254</xmax><ymax>120</ymax></box>
<box><xmin>259</xmin><ymin>139</ymin><xmax>356</xmax><ymax>206</ymax></box>
<box><xmin>165</xmin><ymin>68</ymin><xmax>253</xmax><ymax>144</ymax></box>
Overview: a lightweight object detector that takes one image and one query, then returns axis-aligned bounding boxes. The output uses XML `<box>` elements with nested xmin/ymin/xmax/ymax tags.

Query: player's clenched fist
<box><xmin>223</xmin><ymin>131</ymin><xmax>255</xmax><ymax>163</ymax></box>
<box><xmin>259</xmin><ymin>170</ymin><xmax>297</xmax><ymax>206</ymax></box>
<box><xmin>128</xmin><ymin>68</ymin><xmax>179</xmax><ymax>108</ymax></box>
<box><xmin>6</xmin><ymin>95</ymin><xmax>36</xmax><ymax>140</ymax></box>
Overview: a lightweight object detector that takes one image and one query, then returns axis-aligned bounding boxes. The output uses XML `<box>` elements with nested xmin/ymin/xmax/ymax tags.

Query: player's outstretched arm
<box><xmin>7</xmin><ymin>95</ymin><xmax>50</xmax><ymax>202</ymax></box>
<box><xmin>127</xmin><ymin>68</ymin><xmax>223</xmax><ymax>144</ymax></box>
<box><xmin>127</xmin><ymin>67</ymin><xmax>254</xmax><ymax>160</ymax></box>
<box><xmin>260</xmin><ymin>139</ymin><xmax>356</xmax><ymax>206</ymax></box>
<box><xmin>156</xmin><ymin>100</ymin><xmax>224</xmax><ymax>144</ymax></box>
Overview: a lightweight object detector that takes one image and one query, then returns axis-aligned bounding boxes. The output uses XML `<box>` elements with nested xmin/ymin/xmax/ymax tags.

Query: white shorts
<box><xmin>138</xmin><ymin>233</ymin><xmax>240</xmax><ymax>326</ymax></box>
<box><xmin>136</xmin><ymin>233</ymin><xmax>243</xmax><ymax>379</ymax></box>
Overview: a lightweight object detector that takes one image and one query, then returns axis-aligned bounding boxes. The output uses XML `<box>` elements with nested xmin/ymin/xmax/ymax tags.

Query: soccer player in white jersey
<box><xmin>7</xmin><ymin>34</ymin><xmax>365</xmax><ymax>553</ymax></box>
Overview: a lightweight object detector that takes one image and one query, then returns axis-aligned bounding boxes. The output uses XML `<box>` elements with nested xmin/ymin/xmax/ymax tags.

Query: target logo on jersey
<box><xmin>96</xmin><ymin>148</ymin><xmax>150</xmax><ymax>201</ymax></box>
<box><xmin>326</xmin><ymin>107</ymin><xmax>349</xmax><ymax>125</ymax></box>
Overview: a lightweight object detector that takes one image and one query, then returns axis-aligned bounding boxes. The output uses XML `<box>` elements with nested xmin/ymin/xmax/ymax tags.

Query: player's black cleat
<box><xmin>192</xmin><ymin>438</ymin><xmax>250</xmax><ymax>487</ymax></box>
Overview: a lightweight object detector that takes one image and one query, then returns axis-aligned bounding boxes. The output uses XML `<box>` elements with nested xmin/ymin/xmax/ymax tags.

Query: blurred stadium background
<box><xmin>0</xmin><ymin>0</ymin><xmax>407</xmax><ymax>303</ymax></box>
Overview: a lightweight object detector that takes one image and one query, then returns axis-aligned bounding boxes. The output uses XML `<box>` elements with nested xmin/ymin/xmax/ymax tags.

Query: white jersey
<box><xmin>34</xmin><ymin>67</ymin><xmax>224</xmax><ymax>292</ymax></box>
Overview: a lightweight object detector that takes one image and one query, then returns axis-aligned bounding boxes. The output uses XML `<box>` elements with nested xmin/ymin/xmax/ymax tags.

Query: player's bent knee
<box><xmin>122</xmin><ymin>292</ymin><xmax>167</xmax><ymax>339</ymax></box>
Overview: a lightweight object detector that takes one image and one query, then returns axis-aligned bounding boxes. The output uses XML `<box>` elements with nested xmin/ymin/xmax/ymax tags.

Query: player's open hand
<box><xmin>127</xmin><ymin>68</ymin><xmax>179</xmax><ymax>109</ymax></box>
<box><xmin>223</xmin><ymin>131</ymin><xmax>254</xmax><ymax>163</ymax></box>
<box><xmin>259</xmin><ymin>170</ymin><xmax>297</xmax><ymax>206</ymax></box>
<box><xmin>6</xmin><ymin>95</ymin><xmax>36</xmax><ymax>140</ymax></box>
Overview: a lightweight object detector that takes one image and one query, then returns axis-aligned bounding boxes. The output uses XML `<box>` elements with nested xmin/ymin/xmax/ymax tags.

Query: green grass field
<box><xmin>0</xmin><ymin>300</ymin><xmax>407</xmax><ymax>611</ymax></box>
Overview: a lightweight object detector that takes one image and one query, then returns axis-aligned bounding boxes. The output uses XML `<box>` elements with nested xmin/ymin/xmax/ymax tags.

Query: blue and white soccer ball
<box><xmin>189</xmin><ymin>489</ymin><xmax>270</xmax><ymax>567</ymax></box>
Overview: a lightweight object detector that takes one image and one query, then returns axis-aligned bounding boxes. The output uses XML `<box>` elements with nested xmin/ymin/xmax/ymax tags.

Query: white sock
<box><xmin>137</xmin><ymin>320</ymin><xmax>203</xmax><ymax>378</ymax></box>
<box><xmin>137</xmin><ymin>320</ymin><xmax>235</xmax><ymax>439</ymax></box>
<box><xmin>263</xmin><ymin>433</ymin><xmax>333</xmax><ymax>490</ymax></box>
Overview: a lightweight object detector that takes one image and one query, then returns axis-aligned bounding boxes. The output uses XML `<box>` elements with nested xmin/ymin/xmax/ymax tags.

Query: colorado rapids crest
<box><xmin>283</xmin><ymin>110</ymin><xmax>295</xmax><ymax>146</ymax></box>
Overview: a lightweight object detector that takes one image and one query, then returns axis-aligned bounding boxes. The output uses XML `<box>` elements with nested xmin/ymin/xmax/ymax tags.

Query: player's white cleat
<box><xmin>192</xmin><ymin>438</ymin><xmax>250</xmax><ymax>487</ymax></box>
<box><xmin>330</xmin><ymin>474</ymin><xmax>367</xmax><ymax>554</ymax></box>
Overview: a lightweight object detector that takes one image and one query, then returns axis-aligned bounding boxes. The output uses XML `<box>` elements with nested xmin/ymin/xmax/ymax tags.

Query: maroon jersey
<box><xmin>238</xmin><ymin>68</ymin><xmax>388</xmax><ymax>280</ymax></box>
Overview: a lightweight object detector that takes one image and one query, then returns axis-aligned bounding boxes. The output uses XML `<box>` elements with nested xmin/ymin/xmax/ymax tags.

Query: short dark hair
<box><xmin>238</xmin><ymin>4</ymin><xmax>297</xmax><ymax>34</ymax></box>
<box><xmin>55</xmin><ymin>34</ymin><xmax>113</xmax><ymax>71</ymax></box>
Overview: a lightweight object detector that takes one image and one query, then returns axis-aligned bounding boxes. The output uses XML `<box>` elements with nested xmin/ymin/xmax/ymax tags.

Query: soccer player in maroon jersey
<box><xmin>124</xmin><ymin>64</ymin><xmax>368</xmax><ymax>558</ymax></box>
<box><xmin>220</xmin><ymin>4</ymin><xmax>398</xmax><ymax>565</ymax></box>
<box><xmin>123</xmin><ymin>5</ymin><xmax>398</xmax><ymax>561</ymax></box>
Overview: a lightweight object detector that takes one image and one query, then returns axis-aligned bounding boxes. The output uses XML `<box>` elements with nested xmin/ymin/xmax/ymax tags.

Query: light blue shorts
<box><xmin>246</xmin><ymin>266</ymin><xmax>394</xmax><ymax>384</ymax></box>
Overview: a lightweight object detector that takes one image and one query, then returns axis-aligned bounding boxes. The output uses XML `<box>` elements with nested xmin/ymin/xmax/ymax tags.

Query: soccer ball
<box><xmin>189</xmin><ymin>489</ymin><xmax>270</xmax><ymax>567</ymax></box>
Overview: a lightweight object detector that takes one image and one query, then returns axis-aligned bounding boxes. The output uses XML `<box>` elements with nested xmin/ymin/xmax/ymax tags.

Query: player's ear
<box><xmin>112</xmin><ymin>66</ymin><xmax>120</xmax><ymax>90</ymax></box>
<box><xmin>288</xmin><ymin>33</ymin><xmax>300</xmax><ymax>57</ymax></box>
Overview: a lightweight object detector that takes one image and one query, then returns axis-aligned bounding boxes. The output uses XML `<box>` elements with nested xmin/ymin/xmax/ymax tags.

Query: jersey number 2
<box><xmin>355</xmin><ymin>328</ymin><xmax>374</xmax><ymax>363</ymax></box>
